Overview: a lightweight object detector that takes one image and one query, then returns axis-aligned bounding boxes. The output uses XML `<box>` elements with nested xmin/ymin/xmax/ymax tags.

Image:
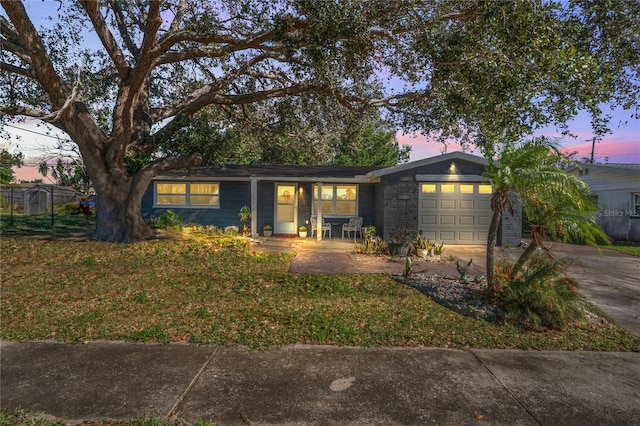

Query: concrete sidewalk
<box><xmin>2</xmin><ymin>341</ymin><xmax>639</xmax><ymax>425</ymax></box>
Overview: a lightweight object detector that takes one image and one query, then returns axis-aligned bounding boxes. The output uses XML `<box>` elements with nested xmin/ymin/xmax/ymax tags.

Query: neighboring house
<box><xmin>568</xmin><ymin>163</ymin><xmax>640</xmax><ymax>242</ymax></box>
<box><xmin>141</xmin><ymin>152</ymin><xmax>521</xmax><ymax>246</ymax></box>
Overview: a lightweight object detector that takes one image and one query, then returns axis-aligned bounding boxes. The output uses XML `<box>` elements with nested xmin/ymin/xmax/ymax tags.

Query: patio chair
<box><xmin>342</xmin><ymin>216</ymin><xmax>363</xmax><ymax>240</ymax></box>
<box><xmin>310</xmin><ymin>215</ymin><xmax>331</xmax><ymax>238</ymax></box>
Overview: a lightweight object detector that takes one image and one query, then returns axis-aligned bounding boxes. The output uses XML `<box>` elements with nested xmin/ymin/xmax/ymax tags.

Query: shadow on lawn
<box><xmin>0</xmin><ymin>214</ymin><xmax>95</xmax><ymax>240</ymax></box>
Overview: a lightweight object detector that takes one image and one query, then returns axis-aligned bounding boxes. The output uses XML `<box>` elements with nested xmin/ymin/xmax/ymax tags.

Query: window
<box><xmin>155</xmin><ymin>182</ymin><xmax>219</xmax><ymax>207</ymax></box>
<box><xmin>478</xmin><ymin>184</ymin><xmax>493</xmax><ymax>194</ymax></box>
<box><xmin>421</xmin><ymin>184</ymin><xmax>436</xmax><ymax>193</ymax></box>
<box><xmin>313</xmin><ymin>184</ymin><xmax>357</xmax><ymax>216</ymax></box>
<box><xmin>460</xmin><ymin>184</ymin><xmax>474</xmax><ymax>194</ymax></box>
<box><xmin>634</xmin><ymin>193</ymin><xmax>640</xmax><ymax>217</ymax></box>
<box><xmin>156</xmin><ymin>183</ymin><xmax>186</xmax><ymax>205</ymax></box>
<box><xmin>441</xmin><ymin>184</ymin><xmax>455</xmax><ymax>194</ymax></box>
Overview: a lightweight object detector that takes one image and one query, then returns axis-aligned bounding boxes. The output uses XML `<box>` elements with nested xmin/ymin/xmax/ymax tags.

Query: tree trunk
<box><xmin>91</xmin><ymin>170</ymin><xmax>153</xmax><ymax>242</ymax></box>
<box><xmin>512</xmin><ymin>240</ymin><xmax>539</xmax><ymax>274</ymax></box>
<box><xmin>486</xmin><ymin>208</ymin><xmax>503</xmax><ymax>287</ymax></box>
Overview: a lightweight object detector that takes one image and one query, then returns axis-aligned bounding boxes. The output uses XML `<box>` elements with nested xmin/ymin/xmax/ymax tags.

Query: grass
<box><xmin>1</xmin><ymin>229</ymin><xmax>639</xmax><ymax>352</ymax></box>
<box><xmin>605</xmin><ymin>241</ymin><xmax>640</xmax><ymax>257</ymax></box>
<box><xmin>0</xmin><ymin>212</ymin><xmax>95</xmax><ymax>239</ymax></box>
<box><xmin>0</xmin><ymin>408</ymin><xmax>216</xmax><ymax>426</ymax></box>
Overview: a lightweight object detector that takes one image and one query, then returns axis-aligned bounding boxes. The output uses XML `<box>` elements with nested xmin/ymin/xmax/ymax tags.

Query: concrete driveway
<box><xmin>545</xmin><ymin>243</ymin><xmax>640</xmax><ymax>337</ymax></box>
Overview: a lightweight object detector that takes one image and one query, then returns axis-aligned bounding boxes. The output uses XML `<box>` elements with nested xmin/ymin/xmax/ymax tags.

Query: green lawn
<box><xmin>0</xmin><ymin>212</ymin><xmax>96</xmax><ymax>238</ymax></box>
<box><xmin>1</xmin><ymin>231</ymin><xmax>638</xmax><ymax>351</ymax></box>
<box><xmin>605</xmin><ymin>241</ymin><xmax>640</xmax><ymax>257</ymax></box>
<box><xmin>0</xmin><ymin>409</ymin><xmax>200</xmax><ymax>426</ymax></box>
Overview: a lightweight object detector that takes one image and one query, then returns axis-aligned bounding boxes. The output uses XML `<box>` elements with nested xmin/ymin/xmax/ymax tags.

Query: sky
<box><xmin>398</xmin><ymin>108</ymin><xmax>640</xmax><ymax>164</ymax></box>
<box><xmin>5</xmin><ymin>108</ymin><xmax>638</xmax><ymax>182</ymax></box>
<box><xmin>2</xmin><ymin>1</ymin><xmax>639</xmax><ymax>182</ymax></box>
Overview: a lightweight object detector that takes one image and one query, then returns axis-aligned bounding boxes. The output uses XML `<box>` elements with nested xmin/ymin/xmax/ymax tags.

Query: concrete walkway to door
<box><xmin>252</xmin><ymin>237</ymin><xmax>640</xmax><ymax>337</ymax></box>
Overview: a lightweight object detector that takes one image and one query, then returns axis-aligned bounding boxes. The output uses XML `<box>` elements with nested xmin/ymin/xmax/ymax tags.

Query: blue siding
<box><xmin>256</xmin><ymin>181</ymin><xmax>274</xmax><ymax>230</ymax></box>
<box><xmin>142</xmin><ymin>181</ymin><xmax>252</xmax><ymax>228</ymax></box>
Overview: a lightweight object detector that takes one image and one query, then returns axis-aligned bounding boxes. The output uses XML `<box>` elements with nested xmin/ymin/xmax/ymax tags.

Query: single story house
<box><xmin>141</xmin><ymin>152</ymin><xmax>521</xmax><ymax>246</ymax></box>
<box><xmin>567</xmin><ymin>163</ymin><xmax>640</xmax><ymax>242</ymax></box>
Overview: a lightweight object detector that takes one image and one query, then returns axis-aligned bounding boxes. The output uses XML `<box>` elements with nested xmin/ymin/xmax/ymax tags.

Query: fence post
<box><xmin>51</xmin><ymin>186</ymin><xmax>54</xmax><ymax>227</ymax></box>
<box><xmin>10</xmin><ymin>186</ymin><xmax>14</xmax><ymax>225</ymax></box>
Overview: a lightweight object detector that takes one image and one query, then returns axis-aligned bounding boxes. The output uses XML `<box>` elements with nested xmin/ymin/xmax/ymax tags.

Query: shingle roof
<box><xmin>156</xmin><ymin>164</ymin><xmax>384</xmax><ymax>180</ymax></box>
<box><xmin>567</xmin><ymin>163</ymin><xmax>640</xmax><ymax>176</ymax></box>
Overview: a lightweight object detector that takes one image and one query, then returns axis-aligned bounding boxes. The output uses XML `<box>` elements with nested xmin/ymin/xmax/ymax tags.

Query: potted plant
<box><xmin>389</xmin><ymin>225</ymin><xmax>412</xmax><ymax>257</ymax></box>
<box><xmin>410</xmin><ymin>231</ymin><xmax>433</xmax><ymax>258</ymax></box>
<box><xmin>263</xmin><ymin>224</ymin><xmax>273</xmax><ymax>237</ymax></box>
<box><xmin>238</xmin><ymin>205</ymin><xmax>251</xmax><ymax>236</ymax></box>
<box><xmin>299</xmin><ymin>225</ymin><xmax>308</xmax><ymax>238</ymax></box>
<box><xmin>363</xmin><ymin>225</ymin><xmax>377</xmax><ymax>241</ymax></box>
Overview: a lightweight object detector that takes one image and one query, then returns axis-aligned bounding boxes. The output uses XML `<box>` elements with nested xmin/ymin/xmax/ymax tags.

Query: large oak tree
<box><xmin>1</xmin><ymin>0</ymin><xmax>637</xmax><ymax>241</ymax></box>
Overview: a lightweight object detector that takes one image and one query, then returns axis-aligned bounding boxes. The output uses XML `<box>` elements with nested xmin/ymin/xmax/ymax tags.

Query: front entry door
<box><xmin>274</xmin><ymin>183</ymin><xmax>298</xmax><ymax>234</ymax></box>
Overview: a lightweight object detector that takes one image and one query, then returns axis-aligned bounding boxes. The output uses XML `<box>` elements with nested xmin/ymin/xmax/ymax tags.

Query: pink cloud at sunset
<box><xmin>398</xmin><ymin>120</ymin><xmax>639</xmax><ymax>164</ymax></box>
<box><xmin>396</xmin><ymin>132</ymin><xmax>482</xmax><ymax>161</ymax></box>
<box><xmin>13</xmin><ymin>166</ymin><xmax>49</xmax><ymax>183</ymax></box>
<box><xmin>557</xmin><ymin>138</ymin><xmax>640</xmax><ymax>163</ymax></box>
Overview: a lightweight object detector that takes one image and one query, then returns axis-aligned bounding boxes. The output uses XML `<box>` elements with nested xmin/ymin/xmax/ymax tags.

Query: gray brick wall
<box><xmin>498</xmin><ymin>193</ymin><xmax>522</xmax><ymax>247</ymax></box>
<box><xmin>382</xmin><ymin>173</ymin><xmax>419</xmax><ymax>242</ymax></box>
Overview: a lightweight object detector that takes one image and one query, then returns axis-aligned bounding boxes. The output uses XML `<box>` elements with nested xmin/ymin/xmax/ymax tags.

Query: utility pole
<box><xmin>589</xmin><ymin>137</ymin><xmax>597</xmax><ymax>163</ymax></box>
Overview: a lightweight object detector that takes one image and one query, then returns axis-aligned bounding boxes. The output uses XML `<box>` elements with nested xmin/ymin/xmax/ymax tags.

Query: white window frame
<box><xmin>312</xmin><ymin>184</ymin><xmax>358</xmax><ymax>217</ymax></box>
<box><xmin>154</xmin><ymin>181</ymin><xmax>220</xmax><ymax>208</ymax></box>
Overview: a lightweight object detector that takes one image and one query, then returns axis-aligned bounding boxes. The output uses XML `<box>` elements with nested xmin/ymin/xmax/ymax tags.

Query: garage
<box><xmin>418</xmin><ymin>181</ymin><xmax>493</xmax><ymax>244</ymax></box>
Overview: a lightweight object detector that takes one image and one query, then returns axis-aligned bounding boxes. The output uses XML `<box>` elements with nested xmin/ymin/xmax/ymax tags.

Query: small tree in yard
<box><xmin>483</xmin><ymin>138</ymin><xmax>610</xmax><ymax>329</ymax></box>
<box><xmin>483</xmin><ymin>138</ymin><xmax>608</xmax><ymax>287</ymax></box>
<box><xmin>511</xmin><ymin>174</ymin><xmax>610</xmax><ymax>274</ymax></box>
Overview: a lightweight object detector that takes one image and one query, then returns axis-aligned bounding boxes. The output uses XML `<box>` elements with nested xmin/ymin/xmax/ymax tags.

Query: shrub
<box><xmin>355</xmin><ymin>236</ymin><xmax>389</xmax><ymax>254</ymax></box>
<box><xmin>146</xmin><ymin>210</ymin><xmax>183</xmax><ymax>230</ymax></box>
<box><xmin>224</xmin><ymin>225</ymin><xmax>239</xmax><ymax>235</ymax></box>
<box><xmin>485</xmin><ymin>256</ymin><xmax>583</xmax><ymax>330</ymax></box>
<box><xmin>55</xmin><ymin>202</ymin><xmax>84</xmax><ymax>216</ymax></box>
<box><xmin>363</xmin><ymin>225</ymin><xmax>376</xmax><ymax>240</ymax></box>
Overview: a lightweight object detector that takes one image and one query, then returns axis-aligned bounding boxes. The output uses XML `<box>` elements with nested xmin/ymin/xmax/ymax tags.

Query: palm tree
<box><xmin>483</xmin><ymin>137</ymin><xmax>608</xmax><ymax>286</ymax></box>
<box><xmin>512</xmin><ymin>172</ymin><xmax>609</xmax><ymax>273</ymax></box>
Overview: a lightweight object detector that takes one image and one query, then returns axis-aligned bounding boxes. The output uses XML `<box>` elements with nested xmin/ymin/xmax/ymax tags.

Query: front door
<box><xmin>274</xmin><ymin>183</ymin><xmax>298</xmax><ymax>234</ymax></box>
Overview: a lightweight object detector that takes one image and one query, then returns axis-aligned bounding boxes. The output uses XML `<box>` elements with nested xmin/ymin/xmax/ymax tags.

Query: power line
<box><xmin>4</xmin><ymin>124</ymin><xmax>70</xmax><ymax>140</ymax></box>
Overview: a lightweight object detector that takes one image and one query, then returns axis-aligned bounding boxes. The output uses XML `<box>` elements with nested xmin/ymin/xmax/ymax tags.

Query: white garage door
<box><xmin>418</xmin><ymin>182</ymin><xmax>493</xmax><ymax>244</ymax></box>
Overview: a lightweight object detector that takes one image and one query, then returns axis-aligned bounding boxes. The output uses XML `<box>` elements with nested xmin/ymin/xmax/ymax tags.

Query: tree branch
<box><xmin>168</xmin><ymin>0</ymin><xmax>187</xmax><ymax>33</ymax></box>
<box><xmin>78</xmin><ymin>0</ymin><xmax>130</xmax><ymax>78</ymax></box>
<box><xmin>0</xmin><ymin>38</ymin><xmax>31</xmax><ymax>63</ymax></box>
<box><xmin>214</xmin><ymin>52</ymin><xmax>273</xmax><ymax>89</ymax></box>
<box><xmin>0</xmin><ymin>15</ymin><xmax>21</xmax><ymax>45</ymax></box>
<box><xmin>40</xmin><ymin>79</ymin><xmax>82</xmax><ymax>123</ymax></box>
<box><xmin>150</xmin><ymin>82</ymin><xmax>369</xmax><ymax>124</ymax></box>
<box><xmin>1</xmin><ymin>0</ymin><xmax>69</xmax><ymax>108</ymax></box>
<box><xmin>132</xmin><ymin>152</ymin><xmax>203</xmax><ymax>193</ymax></box>
<box><xmin>0</xmin><ymin>105</ymin><xmax>50</xmax><ymax>118</ymax></box>
<box><xmin>156</xmin><ymin>27</ymin><xmax>277</xmax><ymax>62</ymax></box>
<box><xmin>137</xmin><ymin>0</ymin><xmax>162</xmax><ymax>61</ymax></box>
<box><xmin>0</xmin><ymin>61</ymin><xmax>32</xmax><ymax>78</ymax></box>
<box><xmin>107</xmin><ymin>0</ymin><xmax>140</xmax><ymax>59</ymax></box>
